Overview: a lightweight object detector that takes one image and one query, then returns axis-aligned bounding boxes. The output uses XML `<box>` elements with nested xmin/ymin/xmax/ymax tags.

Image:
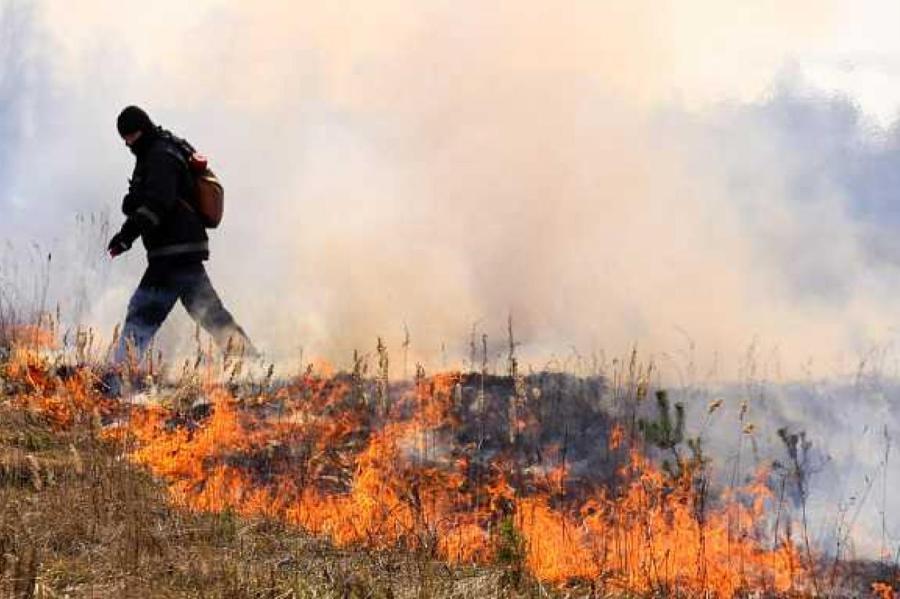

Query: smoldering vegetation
<box><xmin>2</xmin><ymin>321</ymin><xmax>900</xmax><ymax>596</ymax></box>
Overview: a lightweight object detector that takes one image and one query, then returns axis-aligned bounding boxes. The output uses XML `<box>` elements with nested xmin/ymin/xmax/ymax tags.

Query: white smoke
<box><xmin>2</xmin><ymin>0</ymin><xmax>900</xmax><ymax>557</ymax></box>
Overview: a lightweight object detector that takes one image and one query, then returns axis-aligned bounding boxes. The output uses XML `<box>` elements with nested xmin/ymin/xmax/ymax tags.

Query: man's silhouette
<box><xmin>108</xmin><ymin>106</ymin><xmax>254</xmax><ymax>379</ymax></box>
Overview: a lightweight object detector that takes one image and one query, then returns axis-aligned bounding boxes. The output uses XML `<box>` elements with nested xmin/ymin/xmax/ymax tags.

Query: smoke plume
<box><xmin>3</xmin><ymin>0</ymin><xmax>900</xmax><ymax>560</ymax></box>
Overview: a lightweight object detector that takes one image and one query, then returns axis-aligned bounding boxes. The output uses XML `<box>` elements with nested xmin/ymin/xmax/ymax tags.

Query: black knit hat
<box><xmin>116</xmin><ymin>105</ymin><xmax>154</xmax><ymax>136</ymax></box>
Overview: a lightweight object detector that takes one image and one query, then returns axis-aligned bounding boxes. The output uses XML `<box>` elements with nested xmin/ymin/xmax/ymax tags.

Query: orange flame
<box><xmin>12</xmin><ymin>352</ymin><xmax>814</xmax><ymax>597</ymax></box>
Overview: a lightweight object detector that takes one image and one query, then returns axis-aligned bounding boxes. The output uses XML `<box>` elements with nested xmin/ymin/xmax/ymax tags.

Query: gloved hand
<box><xmin>107</xmin><ymin>232</ymin><xmax>132</xmax><ymax>257</ymax></box>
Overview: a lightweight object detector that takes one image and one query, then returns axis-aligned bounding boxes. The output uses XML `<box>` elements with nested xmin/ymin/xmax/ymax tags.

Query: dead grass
<box><xmin>0</xmin><ymin>396</ymin><xmax>551</xmax><ymax>598</ymax></box>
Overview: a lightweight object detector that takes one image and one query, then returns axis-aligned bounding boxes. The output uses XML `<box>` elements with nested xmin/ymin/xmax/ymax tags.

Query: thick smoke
<box><xmin>2</xmin><ymin>0</ymin><xmax>900</xmax><ymax>559</ymax></box>
<box><xmin>1</xmin><ymin>8</ymin><xmax>898</xmax><ymax>383</ymax></box>
<box><xmin>0</xmin><ymin>0</ymin><xmax>860</xmax><ymax>375</ymax></box>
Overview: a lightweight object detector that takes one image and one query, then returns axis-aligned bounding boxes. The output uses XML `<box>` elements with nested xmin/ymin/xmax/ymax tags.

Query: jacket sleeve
<box><xmin>117</xmin><ymin>149</ymin><xmax>181</xmax><ymax>244</ymax></box>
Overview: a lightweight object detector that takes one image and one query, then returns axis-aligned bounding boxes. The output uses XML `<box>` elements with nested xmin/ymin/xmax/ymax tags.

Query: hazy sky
<box><xmin>6</xmin><ymin>1</ymin><xmax>900</xmax><ymax>380</ymax></box>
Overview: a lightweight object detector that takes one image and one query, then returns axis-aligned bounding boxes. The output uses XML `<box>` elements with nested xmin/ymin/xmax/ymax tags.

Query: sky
<box><xmin>5</xmin><ymin>0</ymin><xmax>900</xmax><ymax>381</ymax></box>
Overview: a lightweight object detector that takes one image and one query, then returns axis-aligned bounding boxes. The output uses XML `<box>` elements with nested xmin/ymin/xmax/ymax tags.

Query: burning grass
<box><xmin>0</xmin><ymin>357</ymin><xmax>542</xmax><ymax>597</ymax></box>
<box><xmin>0</xmin><ymin>335</ymin><xmax>897</xmax><ymax>597</ymax></box>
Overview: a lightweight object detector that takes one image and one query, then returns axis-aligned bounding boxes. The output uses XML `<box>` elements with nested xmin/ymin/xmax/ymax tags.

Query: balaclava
<box><xmin>117</xmin><ymin>106</ymin><xmax>159</xmax><ymax>156</ymax></box>
<box><xmin>116</xmin><ymin>105</ymin><xmax>155</xmax><ymax>137</ymax></box>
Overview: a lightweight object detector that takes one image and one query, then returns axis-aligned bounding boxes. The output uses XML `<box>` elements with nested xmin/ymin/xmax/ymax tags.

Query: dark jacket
<box><xmin>117</xmin><ymin>127</ymin><xmax>209</xmax><ymax>266</ymax></box>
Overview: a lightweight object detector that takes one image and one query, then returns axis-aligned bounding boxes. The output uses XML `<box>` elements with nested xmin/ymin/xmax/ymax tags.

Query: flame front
<box><xmin>6</xmin><ymin>346</ymin><xmax>814</xmax><ymax>597</ymax></box>
<box><xmin>103</xmin><ymin>370</ymin><xmax>808</xmax><ymax>596</ymax></box>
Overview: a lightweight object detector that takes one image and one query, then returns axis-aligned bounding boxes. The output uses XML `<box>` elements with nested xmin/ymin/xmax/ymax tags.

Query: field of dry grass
<box><xmin>0</xmin><ymin>386</ymin><xmax>555</xmax><ymax>598</ymax></box>
<box><xmin>0</xmin><ymin>328</ymin><xmax>897</xmax><ymax>598</ymax></box>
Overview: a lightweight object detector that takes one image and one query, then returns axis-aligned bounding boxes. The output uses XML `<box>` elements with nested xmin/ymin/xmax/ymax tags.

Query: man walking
<box><xmin>108</xmin><ymin>105</ymin><xmax>255</xmax><ymax>378</ymax></box>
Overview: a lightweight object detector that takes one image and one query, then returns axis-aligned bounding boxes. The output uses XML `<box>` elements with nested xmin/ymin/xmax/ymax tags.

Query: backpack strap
<box><xmin>157</xmin><ymin>140</ymin><xmax>200</xmax><ymax>216</ymax></box>
<box><xmin>161</xmin><ymin>143</ymin><xmax>190</xmax><ymax>168</ymax></box>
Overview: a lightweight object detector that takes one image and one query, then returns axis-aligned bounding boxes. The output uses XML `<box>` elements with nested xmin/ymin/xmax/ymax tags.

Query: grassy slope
<box><xmin>0</xmin><ymin>395</ymin><xmax>549</xmax><ymax>598</ymax></box>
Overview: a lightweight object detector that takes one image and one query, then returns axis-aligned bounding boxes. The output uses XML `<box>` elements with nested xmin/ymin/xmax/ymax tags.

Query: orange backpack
<box><xmin>162</xmin><ymin>131</ymin><xmax>225</xmax><ymax>228</ymax></box>
<box><xmin>186</xmin><ymin>154</ymin><xmax>224</xmax><ymax>228</ymax></box>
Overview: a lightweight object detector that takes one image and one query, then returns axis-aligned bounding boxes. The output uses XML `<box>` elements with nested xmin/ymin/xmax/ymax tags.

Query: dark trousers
<box><xmin>114</xmin><ymin>262</ymin><xmax>254</xmax><ymax>364</ymax></box>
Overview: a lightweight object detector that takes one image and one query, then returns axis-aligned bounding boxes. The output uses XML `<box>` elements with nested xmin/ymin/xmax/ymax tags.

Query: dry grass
<box><xmin>0</xmin><ymin>394</ymin><xmax>550</xmax><ymax>598</ymax></box>
<box><xmin>0</xmin><ymin>326</ymin><xmax>894</xmax><ymax>598</ymax></box>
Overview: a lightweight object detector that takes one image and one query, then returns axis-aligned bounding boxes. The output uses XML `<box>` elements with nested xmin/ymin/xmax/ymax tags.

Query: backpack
<box><xmin>161</xmin><ymin>130</ymin><xmax>225</xmax><ymax>228</ymax></box>
<box><xmin>185</xmin><ymin>154</ymin><xmax>224</xmax><ymax>228</ymax></box>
